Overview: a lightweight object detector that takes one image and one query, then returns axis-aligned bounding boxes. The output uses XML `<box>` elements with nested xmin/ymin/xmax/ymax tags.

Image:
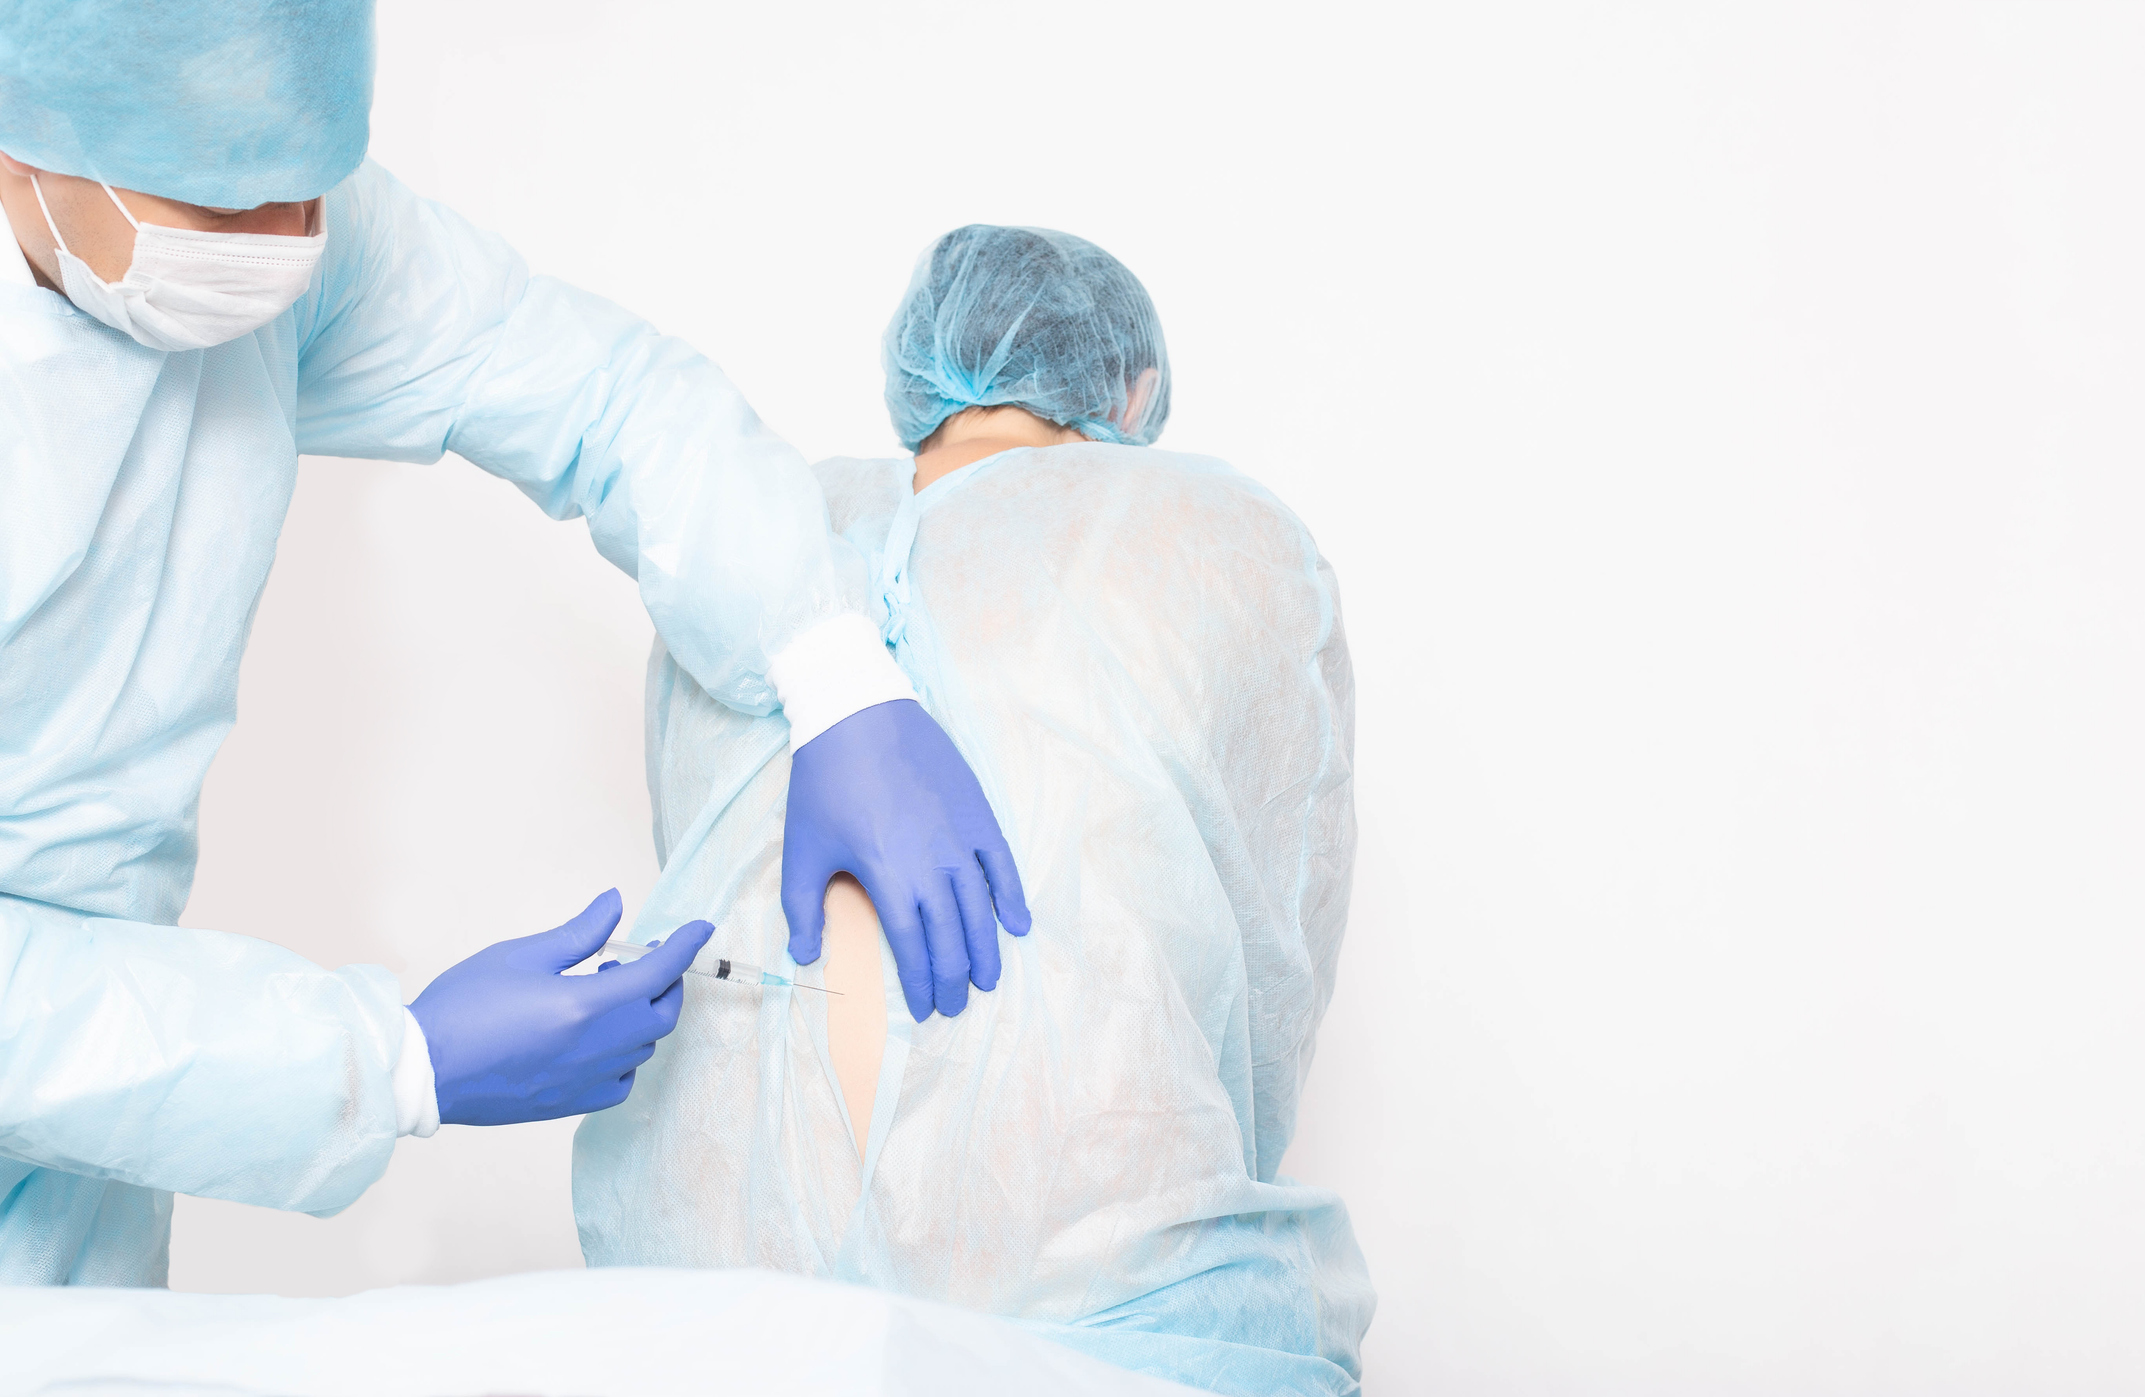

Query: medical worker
<box><xmin>0</xmin><ymin>1</ymin><xmax>1028</xmax><ymax>1286</ymax></box>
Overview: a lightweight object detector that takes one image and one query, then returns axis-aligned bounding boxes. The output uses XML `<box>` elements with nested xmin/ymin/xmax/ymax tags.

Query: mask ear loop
<box><xmin>29</xmin><ymin>176</ymin><xmax>145</xmax><ymax>258</ymax></box>
<box><xmin>28</xmin><ymin>172</ymin><xmax>74</xmax><ymax>256</ymax></box>
<box><xmin>98</xmin><ymin>183</ymin><xmax>144</xmax><ymax>232</ymax></box>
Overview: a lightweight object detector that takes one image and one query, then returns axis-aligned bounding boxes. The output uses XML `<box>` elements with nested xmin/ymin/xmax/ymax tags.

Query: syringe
<box><xmin>600</xmin><ymin>938</ymin><xmax>840</xmax><ymax>994</ymax></box>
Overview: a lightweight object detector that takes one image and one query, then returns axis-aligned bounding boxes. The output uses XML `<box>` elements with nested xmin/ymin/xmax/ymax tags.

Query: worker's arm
<box><xmin>289</xmin><ymin>160</ymin><xmax>908</xmax><ymax>736</ymax></box>
<box><xmin>289</xmin><ymin>164</ymin><xmax>1030</xmax><ymax>1017</ymax></box>
<box><xmin>0</xmin><ymin>890</ymin><xmax>710</xmax><ymax>1210</ymax></box>
<box><xmin>0</xmin><ymin>895</ymin><xmax>413</xmax><ymax>1215</ymax></box>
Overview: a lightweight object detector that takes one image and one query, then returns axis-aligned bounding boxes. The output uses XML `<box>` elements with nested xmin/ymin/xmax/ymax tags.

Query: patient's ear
<box><xmin>1118</xmin><ymin>367</ymin><xmax>1161</xmax><ymax>439</ymax></box>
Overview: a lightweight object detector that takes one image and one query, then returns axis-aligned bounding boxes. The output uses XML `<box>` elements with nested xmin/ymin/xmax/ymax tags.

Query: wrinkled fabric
<box><xmin>575</xmin><ymin>445</ymin><xmax>1372</xmax><ymax>1394</ymax></box>
<box><xmin>0</xmin><ymin>159</ymin><xmax>864</xmax><ymax>1283</ymax></box>
<box><xmin>2</xmin><ymin>1267</ymin><xmax>1204</xmax><ymax>1396</ymax></box>
<box><xmin>883</xmin><ymin>226</ymin><xmax>1170</xmax><ymax>450</ymax></box>
<box><xmin>0</xmin><ymin>0</ymin><xmax>374</xmax><ymax>208</ymax></box>
<box><xmin>0</xmin><ymin>907</ymin><xmax>408</xmax><ymax>1286</ymax></box>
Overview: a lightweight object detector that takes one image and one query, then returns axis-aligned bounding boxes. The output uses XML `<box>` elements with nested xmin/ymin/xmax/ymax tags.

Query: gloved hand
<box><xmin>782</xmin><ymin>698</ymin><xmax>1030</xmax><ymax>1022</ymax></box>
<box><xmin>408</xmin><ymin>889</ymin><xmax>713</xmax><ymax>1127</ymax></box>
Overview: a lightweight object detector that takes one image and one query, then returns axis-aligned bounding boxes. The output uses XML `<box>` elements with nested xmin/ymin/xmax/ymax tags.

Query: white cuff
<box><xmin>767</xmin><ymin>613</ymin><xmax>917</xmax><ymax>748</ymax></box>
<box><xmin>394</xmin><ymin>1008</ymin><xmax>441</xmax><ymax>1139</ymax></box>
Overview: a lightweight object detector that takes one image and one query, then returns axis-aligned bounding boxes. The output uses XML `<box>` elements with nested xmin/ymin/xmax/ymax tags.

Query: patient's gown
<box><xmin>573</xmin><ymin>443</ymin><xmax>1374</xmax><ymax>1395</ymax></box>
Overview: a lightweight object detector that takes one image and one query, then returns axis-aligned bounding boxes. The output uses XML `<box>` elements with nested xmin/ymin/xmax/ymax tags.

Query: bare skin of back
<box><xmin>821</xmin><ymin>874</ymin><xmax>888</xmax><ymax>1157</ymax></box>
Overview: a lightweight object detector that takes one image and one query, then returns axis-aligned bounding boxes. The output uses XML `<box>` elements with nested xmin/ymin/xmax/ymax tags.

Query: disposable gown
<box><xmin>574</xmin><ymin>445</ymin><xmax>1374</xmax><ymax>1394</ymax></box>
<box><xmin>0</xmin><ymin>161</ymin><xmax>864</xmax><ymax>1284</ymax></box>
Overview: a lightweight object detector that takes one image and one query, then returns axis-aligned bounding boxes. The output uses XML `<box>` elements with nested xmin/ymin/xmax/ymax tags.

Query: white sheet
<box><xmin>1</xmin><ymin>1266</ymin><xmax>1200</xmax><ymax>1396</ymax></box>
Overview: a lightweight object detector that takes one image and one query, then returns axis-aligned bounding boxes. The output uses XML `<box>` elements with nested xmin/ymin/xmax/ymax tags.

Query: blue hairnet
<box><xmin>0</xmin><ymin>0</ymin><xmax>373</xmax><ymax>208</ymax></box>
<box><xmin>883</xmin><ymin>225</ymin><xmax>1171</xmax><ymax>451</ymax></box>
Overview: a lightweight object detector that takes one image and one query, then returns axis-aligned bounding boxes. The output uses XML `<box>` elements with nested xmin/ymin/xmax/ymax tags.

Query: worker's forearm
<box><xmin>443</xmin><ymin>270</ymin><xmax>883</xmax><ymax>719</ymax></box>
<box><xmin>294</xmin><ymin>163</ymin><xmax>896</xmax><ymax>725</ymax></box>
<box><xmin>0</xmin><ymin>895</ymin><xmax>408</xmax><ymax>1215</ymax></box>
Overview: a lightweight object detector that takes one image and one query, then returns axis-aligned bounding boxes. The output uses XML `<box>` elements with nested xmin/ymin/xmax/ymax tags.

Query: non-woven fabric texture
<box><xmin>0</xmin><ymin>0</ymin><xmax>374</xmax><ymax>208</ymax></box>
<box><xmin>883</xmin><ymin>225</ymin><xmax>1170</xmax><ymax>450</ymax></box>
<box><xmin>1</xmin><ymin>1266</ymin><xmax>1201</xmax><ymax>1396</ymax></box>
<box><xmin>574</xmin><ymin>443</ymin><xmax>1373</xmax><ymax>1395</ymax></box>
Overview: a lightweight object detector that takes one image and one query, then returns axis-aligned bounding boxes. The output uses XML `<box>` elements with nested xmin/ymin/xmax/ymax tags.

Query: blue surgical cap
<box><xmin>884</xmin><ymin>225</ymin><xmax>1171</xmax><ymax>452</ymax></box>
<box><xmin>0</xmin><ymin>0</ymin><xmax>373</xmax><ymax>208</ymax></box>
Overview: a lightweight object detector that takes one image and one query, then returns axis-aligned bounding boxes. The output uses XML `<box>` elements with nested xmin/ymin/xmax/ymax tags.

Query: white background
<box><xmin>167</xmin><ymin>3</ymin><xmax>2145</xmax><ymax>1392</ymax></box>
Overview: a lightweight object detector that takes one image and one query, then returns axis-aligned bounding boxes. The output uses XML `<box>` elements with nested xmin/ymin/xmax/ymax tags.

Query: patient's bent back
<box><xmin>575</xmin><ymin>443</ymin><xmax>1370</xmax><ymax>1397</ymax></box>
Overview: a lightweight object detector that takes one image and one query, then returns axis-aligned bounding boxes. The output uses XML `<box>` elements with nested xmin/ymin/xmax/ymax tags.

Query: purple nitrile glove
<box><xmin>781</xmin><ymin>699</ymin><xmax>1030</xmax><ymax>1021</ymax></box>
<box><xmin>408</xmin><ymin>889</ymin><xmax>713</xmax><ymax>1126</ymax></box>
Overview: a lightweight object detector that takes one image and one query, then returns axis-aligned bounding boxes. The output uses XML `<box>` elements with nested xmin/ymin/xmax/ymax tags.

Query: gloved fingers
<box><xmin>918</xmin><ymin>872</ymin><xmax>971</xmax><ymax>1018</ymax></box>
<box><xmin>584</xmin><ymin>1069</ymin><xmax>636</xmax><ymax>1114</ymax></box>
<box><xmin>866</xmin><ymin>878</ymin><xmax>935</xmax><ymax>1022</ymax></box>
<box><xmin>949</xmin><ymin>858</ymin><xmax>1001</xmax><ymax>992</ymax></box>
<box><xmin>563</xmin><ymin>1000</ymin><xmax>662</xmax><ymax>1079</ymax></box>
<box><xmin>571</xmin><ymin>1000</ymin><xmax>646</xmax><ymax>1062</ymax></box>
<box><xmin>976</xmin><ymin>840</ymin><xmax>1032</xmax><ymax>936</ymax></box>
<box><xmin>593</xmin><ymin>939</ymin><xmax>649</xmax><ymax>976</ymax></box>
<box><xmin>597</xmin><ymin>1040</ymin><xmax>659</xmax><ymax>1076</ymax></box>
<box><xmin>587</xmin><ymin>918</ymin><xmax>712</xmax><ymax>1010</ymax></box>
<box><xmin>781</xmin><ymin>853</ymin><xmax>834</xmax><ymax>967</ymax></box>
<box><xmin>650</xmin><ymin>969</ymin><xmax>686</xmax><ymax>1035</ymax></box>
<box><xmin>527</xmin><ymin>888</ymin><xmax>625</xmax><ymax>971</ymax></box>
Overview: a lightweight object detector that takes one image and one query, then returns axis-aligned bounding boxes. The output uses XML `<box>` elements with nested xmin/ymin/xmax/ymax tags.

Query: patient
<box><xmin>574</xmin><ymin>226</ymin><xmax>1373</xmax><ymax>1396</ymax></box>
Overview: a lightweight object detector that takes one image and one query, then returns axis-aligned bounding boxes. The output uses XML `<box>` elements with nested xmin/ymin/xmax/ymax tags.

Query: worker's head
<box><xmin>882</xmin><ymin>225</ymin><xmax>1171</xmax><ymax>453</ymax></box>
<box><xmin>0</xmin><ymin>0</ymin><xmax>368</xmax><ymax>346</ymax></box>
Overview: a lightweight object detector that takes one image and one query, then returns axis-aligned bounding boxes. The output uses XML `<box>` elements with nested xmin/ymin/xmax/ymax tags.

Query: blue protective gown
<box><xmin>576</xmin><ymin>445</ymin><xmax>1373</xmax><ymax>1395</ymax></box>
<box><xmin>0</xmin><ymin>161</ymin><xmax>865</xmax><ymax>1285</ymax></box>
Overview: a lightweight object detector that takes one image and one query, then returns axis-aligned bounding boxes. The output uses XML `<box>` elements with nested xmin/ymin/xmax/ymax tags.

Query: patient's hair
<box><xmin>882</xmin><ymin>224</ymin><xmax>1171</xmax><ymax>451</ymax></box>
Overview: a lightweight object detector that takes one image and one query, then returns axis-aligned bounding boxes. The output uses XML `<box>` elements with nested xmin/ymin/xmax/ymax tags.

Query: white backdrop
<box><xmin>167</xmin><ymin>3</ymin><xmax>2145</xmax><ymax>1392</ymax></box>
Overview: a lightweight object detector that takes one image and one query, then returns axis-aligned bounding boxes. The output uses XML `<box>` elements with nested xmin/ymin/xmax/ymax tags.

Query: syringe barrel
<box><xmin>694</xmin><ymin>956</ymin><xmax>768</xmax><ymax>985</ymax></box>
<box><xmin>601</xmin><ymin>939</ymin><xmax>769</xmax><ymax>988</ymax></box>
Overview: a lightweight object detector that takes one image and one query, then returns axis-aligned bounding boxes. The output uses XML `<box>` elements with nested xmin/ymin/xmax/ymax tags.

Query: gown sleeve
<box><xmin>291</xmin><ymin>160</ymin><xmax>870</xmax><ymax>718</ymax></box>
<box><xmin>0</xmin><ymin>895</ymin><xmax>408</xmax><ymax>1216</ymax></box>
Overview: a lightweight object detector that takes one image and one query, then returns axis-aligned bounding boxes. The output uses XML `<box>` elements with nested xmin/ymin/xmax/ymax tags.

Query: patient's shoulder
<box><xmin>914</xmin><ymin>441</ymin><xmax>1336</xmax><ymax>656</ymax></box>
<box><xmin>962</xmin><ymin>441</ymin><xmax>1320</xmax><ymax>575</ymax></box>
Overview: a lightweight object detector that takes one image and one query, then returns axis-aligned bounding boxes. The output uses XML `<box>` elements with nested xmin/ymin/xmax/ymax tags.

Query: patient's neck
<box><xmin>912</xmin><ymin>406</ymin><xmax>1085</xmax><ymax>492</ymax></box>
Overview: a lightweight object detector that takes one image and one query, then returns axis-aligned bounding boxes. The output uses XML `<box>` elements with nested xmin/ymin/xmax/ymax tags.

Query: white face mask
<box><xmin>31</xmin><ymin>174</ymin><xmax>325</xmax><ymax>352</ymax></box>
